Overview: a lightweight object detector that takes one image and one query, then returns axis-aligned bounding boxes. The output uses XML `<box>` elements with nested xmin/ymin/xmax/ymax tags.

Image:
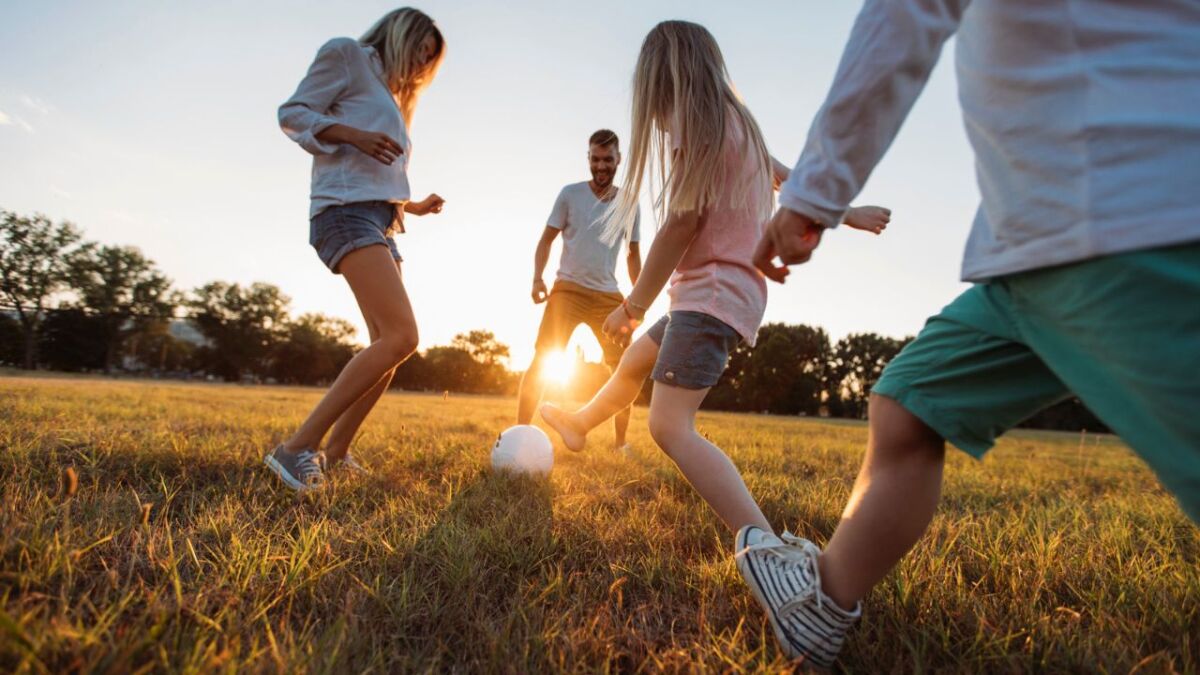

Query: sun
<box><xmin>541</xmin><ymin>350</ymin><xmax>575</xmax><ymax>387</ymax></box>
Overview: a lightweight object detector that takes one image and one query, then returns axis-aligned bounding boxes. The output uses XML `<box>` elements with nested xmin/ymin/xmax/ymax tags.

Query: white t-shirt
<box><xmin>547</xmin><ymin>182</ymin><xmax>641</xmax><ymax>294</ymax></box>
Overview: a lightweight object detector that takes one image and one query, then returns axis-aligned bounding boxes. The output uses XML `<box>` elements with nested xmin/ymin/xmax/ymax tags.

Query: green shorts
<box><xmin>874</xmin><ymin>243</ymin><xmax>1200</xmax><ymax>522</ymax></box>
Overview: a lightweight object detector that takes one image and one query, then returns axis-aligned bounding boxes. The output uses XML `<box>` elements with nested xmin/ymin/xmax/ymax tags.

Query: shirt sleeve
<box><xmin>779</xmin><ymin>0</ymin><xmax>967</xmax><ymax>228</ymax></box>
<box><xmin>547</xmin><ymin>187</ymin><xmax>569</xmax><ymax>230</ymax></box>
<box><xmin>629</xmin><ymin>206</ymin><xmax>642</xmax><ymax>243</ymax></box>
<box><xmin>278</xmin><ymin>39</ymin><xmax>350</xmax><ymax>156</ymax></box>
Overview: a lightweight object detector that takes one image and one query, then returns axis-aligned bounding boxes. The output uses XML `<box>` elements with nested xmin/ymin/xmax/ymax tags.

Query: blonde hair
<box><xmin>360</xmin><ymin>7</ymin><xmax>445</xmax><ymax>123</ymax></box>
<box><xmin>604</xmin><ymin>21</ymin><xmax>772</xmax><ymax>243</ymax></box>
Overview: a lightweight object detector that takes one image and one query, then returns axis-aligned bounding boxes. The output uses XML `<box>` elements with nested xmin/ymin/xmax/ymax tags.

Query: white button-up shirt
<box><xmin>780</xmin><ymin>0</ymin><xmax>1200</xmax><ymax>281</ymax></box>
<box><xmin>279</xmin><ymin>38</ymin><xmax>412</xmax><ymax>227</ymax></box>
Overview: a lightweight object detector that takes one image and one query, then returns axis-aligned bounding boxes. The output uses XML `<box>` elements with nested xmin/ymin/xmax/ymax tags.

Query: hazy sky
<box><xmin>0</xmin><ymin>1</ymin><xmax>977</xmax><ymax>366</ymax></box>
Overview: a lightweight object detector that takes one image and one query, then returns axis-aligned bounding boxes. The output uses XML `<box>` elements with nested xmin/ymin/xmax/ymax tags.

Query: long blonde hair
<box><xmin>604</xmin><ymin>21</ymin><xmax>772</xmax><ymax>243</ymax></box>
<box><xmin>360</xmin><ymin>7</ymin><xmax>445</xmax><ymax>122</ymax></box>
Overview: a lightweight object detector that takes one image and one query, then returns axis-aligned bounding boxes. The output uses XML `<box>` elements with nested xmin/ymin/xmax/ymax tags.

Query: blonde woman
<box><xmin>267</xmin><ymin>8</ymin><xmax>445</xmax><ymax>491</ymax></box>
<box><xmin>539</xmin><ymin>21</ymin><xmax>889</xmax><ymax>666</ymax></box>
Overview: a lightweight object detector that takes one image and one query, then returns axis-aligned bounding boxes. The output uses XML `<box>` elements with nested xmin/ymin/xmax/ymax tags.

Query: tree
<box><xmin>186</xmin><ymin>282</ymin><xmax>290</xmax><ymax>381</ymax></box>
<box><xmin>708</xmin><ymin>323</ymin><xmax>831</xmax><ymax>415</ymax></box>
<box><xmin>0</xmin><ymin>210</ymin><xmax>83</xmax><ymax>369</ymax></box>
<box><xmin>269</xmin><ymin>313</ymin><xmax>358</xmax><ymax>385</ymax></box>
<box><xmin>828</xmin><ymin>333</ymin><xmax>912</xmax><ymax>419</ymax></box>
<box><xmin>69</xmin><ymin>244</ymin><xmax>175</xmax><ymax>372</ymax></box>
<box><xmin>451</xmin><ymin>330</ymin><xmax>510</xmax><ymax>367</ymax></box>
<box><xmin>0</xmin><ymin>313</ymin><xmax>20</xmax><ymax>366</ymax></box>
<box><xmin>38</xmin><ymin>308</ymin><xmax>107</xmax><ymax>372</ymax></box>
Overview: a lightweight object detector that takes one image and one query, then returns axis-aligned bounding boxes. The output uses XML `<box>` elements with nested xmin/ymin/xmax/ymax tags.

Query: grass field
<box><xmin>1</xmin><ymin>374</ymin><xmax>1197</xmax><ymax>673</ymax></box>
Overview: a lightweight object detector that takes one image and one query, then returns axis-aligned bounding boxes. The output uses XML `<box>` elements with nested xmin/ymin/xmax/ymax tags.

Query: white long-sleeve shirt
<box><xmin>279</xmin><ymin>37</ymin><xmax>412</xmax><ymax>225</ymax></box>
<box><xmin>779</xmin><ymin>0</ymin><xmax>1200</xmax><ymax>281</ymax></box>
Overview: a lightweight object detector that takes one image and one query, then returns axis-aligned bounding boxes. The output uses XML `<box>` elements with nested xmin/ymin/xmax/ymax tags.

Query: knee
<box><xmin>868</xmin><ymin>394</ymin><xmax>945</xmax><ymax>467</ymax></box>
<box><xmin>379</xmin><ymin>330</ymin><xmax>418</xmax><ymax>365</ymax></box>
<box><xmin>648</xmin><ymin>410</ymin><xmax>688</xmax><ymax>452</ymax></box>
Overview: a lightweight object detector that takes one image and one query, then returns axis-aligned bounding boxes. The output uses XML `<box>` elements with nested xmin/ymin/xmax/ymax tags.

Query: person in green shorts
<box><xmin>742</xmin><ymin>0</ymin><xmax>1200</xmax><ymax>667</ymax></box>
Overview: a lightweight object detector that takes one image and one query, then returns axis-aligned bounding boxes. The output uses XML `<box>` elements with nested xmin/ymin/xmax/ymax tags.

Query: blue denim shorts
<box><xmin>310</xmin><ymin>201</ymin><xmax>402</xmax><ymax>273</ymax></box>
<box><xmin>645</xmin><ymin>311</ymin><xmax>742</xmax><ymax>389</ymax></box>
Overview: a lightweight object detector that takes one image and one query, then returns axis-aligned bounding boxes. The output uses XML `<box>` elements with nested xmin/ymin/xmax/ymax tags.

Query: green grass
<box><xmin>0</xmin><ymin>374</ymin><xmax>1196</xmax><ymax>673</ymax></box>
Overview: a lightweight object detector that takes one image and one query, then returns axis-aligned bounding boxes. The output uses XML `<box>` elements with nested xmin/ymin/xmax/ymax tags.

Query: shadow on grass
<box><xmin>326</xmin><ymin>470</ymin><xmax>559</xmax><ymax>672</ymax></box>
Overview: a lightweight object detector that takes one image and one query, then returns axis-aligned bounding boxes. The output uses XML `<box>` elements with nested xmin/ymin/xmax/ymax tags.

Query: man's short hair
<box><xmin>589</xmin><ymin>129</ymin><xmax>619</xmax><ymax>150</ymax></box>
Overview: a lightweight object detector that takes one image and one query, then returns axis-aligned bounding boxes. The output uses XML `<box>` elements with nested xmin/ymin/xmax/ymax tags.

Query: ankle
<box><xmin>816</xmin><ymin>552</ymin><xmax>861</xmax><ymax>612</ymax></box>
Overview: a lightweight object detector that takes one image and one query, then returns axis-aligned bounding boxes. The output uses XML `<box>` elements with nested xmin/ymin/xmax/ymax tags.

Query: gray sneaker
<box><xmin>264</xmin><ymin>445</ymin><xmax>324</xmax><ymax>492</ymax></box>
<box><xmin>319</xmin><ymin>452</ymin><xmax>369</xmax><ymax>476</ymax></box>
<box><xmin>735</xmin><ymin>526</ymin><xmax>861</xmax><ymax>669</ymax></box>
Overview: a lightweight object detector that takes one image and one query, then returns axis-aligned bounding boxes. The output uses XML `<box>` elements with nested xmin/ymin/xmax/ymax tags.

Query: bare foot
<box><xmin>540</xmin><ymin>404</ymin><xmax>587</xmax><ymax>452</ymax></box>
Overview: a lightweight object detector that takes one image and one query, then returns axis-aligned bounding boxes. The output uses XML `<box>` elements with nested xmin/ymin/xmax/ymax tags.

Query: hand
<box><xmin>844</xmin><ymin>205</ymin><xmax>891</xmax><ymax>234</ymax></box>
<box><xmin>531</xmin><ymin>279</ymin><xmax>548</xmax><ymax>304</ymax></box>
<box><xmin>347</xmin><ymin>128</ymin><xmax>404</xmax><ymax>165</ymax></box>
<box><xmin>406</xmin><ymin>194</ymin><xmax>445</xmax><ymax>216</ymax></box>
<box><xmin>602</xmin><ymin>304</ymin><xmax>639</xmax><ymax>347</ymax></box>
<box><xmin>753</xmin><ymin>208</ymin><xmax>825</xmax><ymax>283</ymax></box>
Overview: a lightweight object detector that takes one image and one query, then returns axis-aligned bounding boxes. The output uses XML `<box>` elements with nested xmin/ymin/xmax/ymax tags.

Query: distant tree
<box><xmin>828</xmin><ymin>333</ymin><xmax>912</xmax><ymax>419</ymax></box>
<box><xmin>0</xmin><ymin>313</ymin><xmax>20</xmax><ymax>366</ymax></box>
<box><xmin>39</xmin><ymin>308</ymin><xmax>107</xmax><ymax>372</ymax></box>
<box><xmin>423</xmin><ymin>345</ymin><xmax>479</xmax><ymax>392</ymax></box>
<box><xmin>186</xmin><ymin>282</ymin><xmax>290</xmax><ymax>381</ymax></box>
<box><xmin>270</xmin><ymin>313</ymin><xmax>358</xmax><ymax>385</ymax></box>
<box><xmin>124</xmin><ymin>319</ymin><xmax>195</xmax><ymax>373</ymax></box>
<box><xmin>0</xmin><ymin>210</ymin><xmax>84</xmax><ymax>369</ymax></box>
<box><xmin>392</xmin><ymin>351</ymin><xmax>432</xmax><ymax>391</ymax></box>
<box><xmin>708</xmin><ymin>323</ymin><xmax>830</xmax><ymax>415</ymax></box>
<box><xmin>452</xmin><ymin>330</ymin><xmax>510</xmax><ymax>367</ymax></box>
<box><xmin>69</xmin><ymin>244</ymin><xmax>175</xmax><ymax>372</ymax></box>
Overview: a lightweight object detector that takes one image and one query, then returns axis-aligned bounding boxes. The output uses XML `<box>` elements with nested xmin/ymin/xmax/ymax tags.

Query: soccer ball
<box><xmin>491</xmin><ymin>425</ymin><xmax>554</xmax><ymax>476</ymax></box>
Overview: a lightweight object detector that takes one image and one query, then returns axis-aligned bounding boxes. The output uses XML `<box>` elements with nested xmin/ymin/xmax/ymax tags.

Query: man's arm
<box><xmin>778</xmin><ymin>0</ymin><xmax>967</xmax><ymax>227</ymax></box>
<box><xmin>532</xmin><ymin>226</ymin><xmax>560</xmax><ymax>304</ymax></box>
<box><xmin>626</xmin><ymin>241</ymin><xmax>642</xmax><ymax>286</ymax></box>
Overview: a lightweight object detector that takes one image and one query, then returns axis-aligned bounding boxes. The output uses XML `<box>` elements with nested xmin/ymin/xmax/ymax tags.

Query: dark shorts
<box><xmin>646</xmin><ymin>311</ymin><xmax>741</xmax><ymax>390</ymax></box>
<box><xmin>534</xmin><ymin>281</ymin><xmax>626</xmax><ymax>367</ymax></box>
<box><xmin>310</xmin><ymin>201</ymin><xmax>402</xmax><ymax>273</ymax></box>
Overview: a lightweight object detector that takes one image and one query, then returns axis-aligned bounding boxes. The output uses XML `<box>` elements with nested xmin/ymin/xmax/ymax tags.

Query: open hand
<box><xmin>844</xmin><ymin>205</ymin><xmax>891</xmax><ymax>234</ymax></box>
<box><xmin>753</xmin><ymin>208</ymin><xmax>825</xmax><ymax>283</ymax></box>
<box><xmin>348</xmin><ymin>128</ymin><xmax>404</xmax><ymax>165</ymax></box>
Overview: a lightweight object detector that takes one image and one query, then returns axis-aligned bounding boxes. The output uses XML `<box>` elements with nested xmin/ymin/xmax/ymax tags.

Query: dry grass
<box><xmin>0</xmin><ymin>374</ymin><xmax>1196</xmax><ymax>673</ymax></box>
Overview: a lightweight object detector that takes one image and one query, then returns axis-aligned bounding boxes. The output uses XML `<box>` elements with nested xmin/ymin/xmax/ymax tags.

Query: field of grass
<box><xmin>1</xmin><ymin>374</ymin><xmax>1197</xmax><ymax>673</ymax></box>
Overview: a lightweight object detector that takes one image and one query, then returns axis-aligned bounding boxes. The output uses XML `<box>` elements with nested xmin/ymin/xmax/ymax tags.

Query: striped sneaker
<box><xmin>735</xmin><ymin>526</ymin><xmax>861</xmax><ymax>669</ymax></box>
<box><xmin>264</xmin><ymin>445</ymin><xmax>325</xmax><ymax>492</ymax></box>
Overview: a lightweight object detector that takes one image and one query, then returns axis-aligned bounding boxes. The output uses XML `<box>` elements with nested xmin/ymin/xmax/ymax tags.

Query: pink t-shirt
<box><xmin>666</xmin><ymin>114</ymin><xmax>770</xmax><ymax>346</ymax></box>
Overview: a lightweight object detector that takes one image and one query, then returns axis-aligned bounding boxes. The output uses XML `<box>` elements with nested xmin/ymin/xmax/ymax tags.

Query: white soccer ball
<box><xmin>491</xmin><ymin>425</ymin><xmax>554</xmax><ymax>476</ymax></box>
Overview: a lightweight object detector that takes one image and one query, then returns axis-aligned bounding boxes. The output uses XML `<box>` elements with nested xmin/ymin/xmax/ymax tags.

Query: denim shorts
<box><xmin>645</xmin><ymin>311</ymin><xmax>742</xmax><ymax>389</ymax></box>
<box><xmin>310</xmin><ymin>201</ymin><xmax>402</xmax><ymax>273</ymax></box>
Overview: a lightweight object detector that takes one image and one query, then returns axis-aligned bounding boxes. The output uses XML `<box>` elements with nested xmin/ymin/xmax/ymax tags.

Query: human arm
<box><xmin>603</xmin><ymin>209</ymin><xmax>702</xmax><ymax>342</ymax></box>
<box><xmin>760</xmin><ymin>0</ymin><xmax>965</xmax><ymax>278</ymax></box>
<box><xmin>626</xmin><ymin>241</ymin><xmax>642</xmax><ymax>286</ymax></box>
<box><xmin>531</xmin><ymin>226</ymin><xmax>560</xmax><ymax>304</ymax></box>
<box><xmin>404</xmin><ymin>194</ymin><xmax>445</xmax><ymax>216</ymax></box>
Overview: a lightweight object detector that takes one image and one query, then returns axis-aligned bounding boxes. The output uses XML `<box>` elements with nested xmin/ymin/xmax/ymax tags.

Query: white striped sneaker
<box><xmin>735</xmin><ymin>526</ymin><xmax>861</xmax><ymax>669</ymax></box>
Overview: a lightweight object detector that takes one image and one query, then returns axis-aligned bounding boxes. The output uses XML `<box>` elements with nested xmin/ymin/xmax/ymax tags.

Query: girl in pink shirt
<box><xmin>541</xmin><ymin>20</ymin><xmax>890</xmax><ymax>663</ymax></box>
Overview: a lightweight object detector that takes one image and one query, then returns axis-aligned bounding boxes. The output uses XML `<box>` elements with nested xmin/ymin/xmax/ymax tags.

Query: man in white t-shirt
<box><xmin>518</xmin><ymin>129</ymin><xmax>642</xmax><ymax>450</ymax></box>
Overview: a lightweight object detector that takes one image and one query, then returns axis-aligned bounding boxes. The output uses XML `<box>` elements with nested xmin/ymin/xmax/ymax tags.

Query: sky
<box><xmin>0</xmin><ymin>1</ymin><xmax>978</xmax><ymax>367</ymax></box>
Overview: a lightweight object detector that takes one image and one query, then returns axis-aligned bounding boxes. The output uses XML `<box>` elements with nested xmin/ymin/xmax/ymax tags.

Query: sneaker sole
<box><xmin>735</xmin><ymin>529</ymin><xmax>809</xmax><ymax>664</ymax></box>
<box><xmin>264</xmin><ymin>454</ymin><xmax>317</xmax><ymax>492</ymax></box>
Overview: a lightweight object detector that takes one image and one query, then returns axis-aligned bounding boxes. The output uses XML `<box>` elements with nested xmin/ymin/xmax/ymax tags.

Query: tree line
<box><xmin>1</xmin><ymin>209</ymin><xmax>1104</xmax><ymax>431</ymax></box>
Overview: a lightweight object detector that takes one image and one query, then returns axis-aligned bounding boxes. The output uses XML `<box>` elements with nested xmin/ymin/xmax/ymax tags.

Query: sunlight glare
<box><xmin>541</xmin><ymin>350</ymin><xmax>575</xmax><ymax>386</ymax></box>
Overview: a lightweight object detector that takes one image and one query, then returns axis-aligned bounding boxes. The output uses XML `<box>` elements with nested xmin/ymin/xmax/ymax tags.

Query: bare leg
<box><xmin>282</xmin><ymin>246</ymin><xmax>418</xmax><ymax>452</ymax></box>
<box><xmin>517</xmin><ymin>351</ymin><xmax>549</xmax><ymax>425</ymax></box>
<box><xmin>648</xmin><ymin>382</ymin><xmax>772</xmax><ymax>533</ymax></box>
<box><xmin>818</xmin><ymin>394</ymin><xmax>946</xmax><ymax>609</ymax></box>
<box><xmin>322</xmin><ymin>262</ymin><xmax>403</xmax><ymax>462</ymax></box>
<box><xmin>613</xmin><ymin>404</ymin><xmax>631</xmax><ymax>448</ymax></box>
<box><xmin>541</xmin><ymin>335</ymin><xmax>657</xmax><ymax>452</ymax></box>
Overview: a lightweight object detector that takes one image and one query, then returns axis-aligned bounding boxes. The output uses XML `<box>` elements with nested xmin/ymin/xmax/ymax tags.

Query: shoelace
<box><xmin>737</xmin><ymin>531</ymin><xmax>826</xmax><ymax>613</ymax></box>
<box><xmin>295</xmin><ymin>450</ymin><xmax>324</xmax><ymax>485</ymax></box>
